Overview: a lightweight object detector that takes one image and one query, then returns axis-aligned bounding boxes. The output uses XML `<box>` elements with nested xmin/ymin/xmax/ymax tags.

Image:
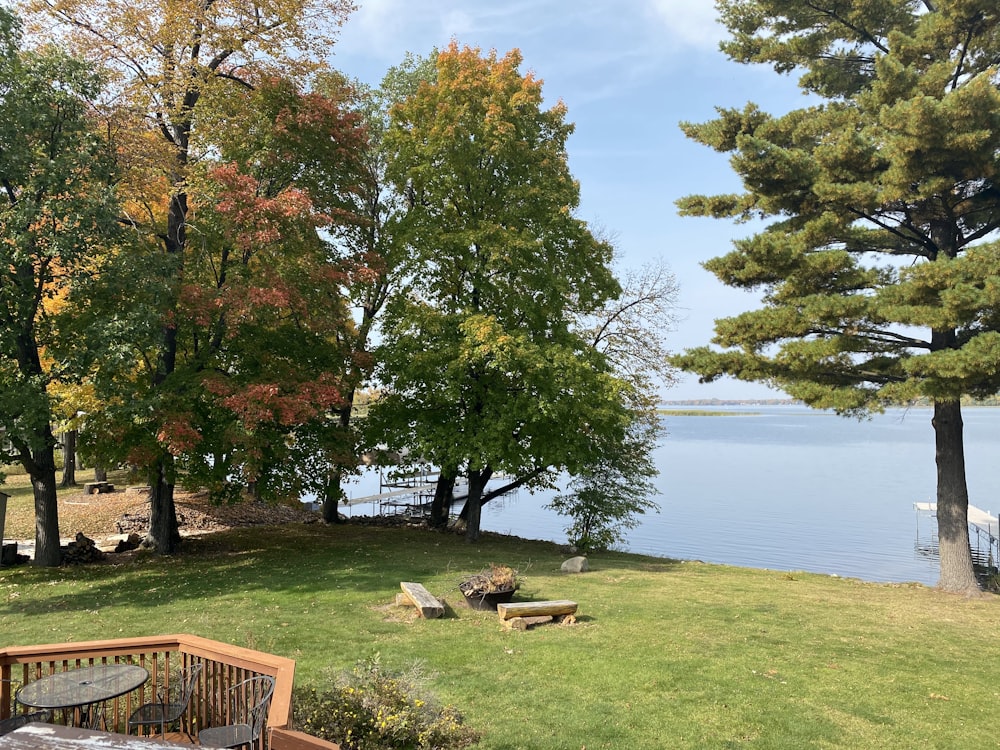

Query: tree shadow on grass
<box><xmin>1</xmin><ymin>522</ymin><xmax>684</xmax><ymax>620</ymax></box>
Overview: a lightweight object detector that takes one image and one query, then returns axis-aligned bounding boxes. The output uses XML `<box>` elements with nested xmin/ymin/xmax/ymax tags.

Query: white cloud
<box><xmin>440</xmin><ymin>10</ymin><xmax>476</xmax><ymax>39</ymax></box>
<box><xmin>335</xmin><ymin>1</ymin><xmax>550</xmax><ymax>65</ymax></box>
<box><xmin>335</xmin><ymin>0</ymin><xmax>429</xmax><ymax>60</ymax></box>
<box><xmin>646</xmin><ymin>0</ymin><xmax>726</xmax><ymax>50</ymax></box>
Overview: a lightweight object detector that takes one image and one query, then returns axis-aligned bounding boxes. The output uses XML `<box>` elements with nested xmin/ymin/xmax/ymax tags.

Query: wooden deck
<box><xmin>0</xmin><ymin>635</ymin><xmax>337</xmax><ymax>750</ymax></box>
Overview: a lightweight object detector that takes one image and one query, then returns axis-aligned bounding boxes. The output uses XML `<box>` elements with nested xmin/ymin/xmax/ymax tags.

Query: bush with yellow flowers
<box><xmin>293</xmin><ymin>655</ymin><xmax>479</xmax><ymax>750</ymax></box>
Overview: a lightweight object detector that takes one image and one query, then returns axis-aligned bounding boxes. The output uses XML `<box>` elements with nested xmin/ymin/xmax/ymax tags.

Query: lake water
<box><xmin>342</xmin><ymin>406</ymin><xmax>1000</xmax><ymax>586</ymax></box>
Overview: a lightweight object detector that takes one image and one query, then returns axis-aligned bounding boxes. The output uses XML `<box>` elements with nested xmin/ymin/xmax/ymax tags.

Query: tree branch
<box><xmin>803</xmin><ymin>0</ymin><xmax>890</xmax><ymax>55</ymax></box>
<box><xmin>479</xmin><ymin>466</ymin><xmax>551</xmax><ymax>505</ymax></box>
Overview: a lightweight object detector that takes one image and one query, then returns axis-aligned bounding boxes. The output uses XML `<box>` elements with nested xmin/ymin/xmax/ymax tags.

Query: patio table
<box><xmin>16</xmin><ymin>664</ymin><xmax>149</xmax><ymax>729</ymax></box>
<box><xmin>0</xmin><ymin>722</ymin><xmax>193</xmax><ymax>748</ymax></box>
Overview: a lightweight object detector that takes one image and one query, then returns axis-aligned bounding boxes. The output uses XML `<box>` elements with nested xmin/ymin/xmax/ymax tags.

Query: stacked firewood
<box><xmin>62</xmin><ymin>532</ymin><xmax>106</xmax><ymax>565</ymax></box>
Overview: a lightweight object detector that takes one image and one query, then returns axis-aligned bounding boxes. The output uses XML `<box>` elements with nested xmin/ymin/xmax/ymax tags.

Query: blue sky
<box><xmin>329</xmin><ymin>1</ymin><xmax>805</xmax><ymax>400</ymax></box>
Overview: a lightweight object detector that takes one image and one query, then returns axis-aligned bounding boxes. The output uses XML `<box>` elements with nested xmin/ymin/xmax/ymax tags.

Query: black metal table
<box><xmin>16</xmin><ymin>664</ymin><xmax>149</xmax><ymax>729</ymax></box>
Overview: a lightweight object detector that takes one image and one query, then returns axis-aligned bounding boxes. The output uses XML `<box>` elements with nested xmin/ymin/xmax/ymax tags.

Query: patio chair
<box><xmin>0</xmin><ymin>680</ymin><xmax>52</xmax><ymax>736</ymax></box>
<box><xmin>198</xmin><ymin>674</ymin><xmax>274</xmax><ymax>749</ymax></box>
<box><xmin>127</xmin><ymin>662</ymin><xmax>203</xmax><ymax>739</ymax></box>
<box><xmin>0</xmin><ymin>709</ymin><xmax>53</xmax><ymax>736</ymax></box>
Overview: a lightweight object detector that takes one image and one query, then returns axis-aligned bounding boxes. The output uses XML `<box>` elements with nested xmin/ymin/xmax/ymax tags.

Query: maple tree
<box><xmin>672</xmin><ymin>0</ymin><xmax>1000</xmax><ymax>592</ymax></box>
<box><xmin>186</xmin><ymin>77</ymin><xmax>367</xmax><ymax>503</ymax></box>
<box><xmin>0</xmin><ymin>8</ymin><xmax>119</xmax><ymax>566</ymax></box>
<box><xmin>21</xmin><ymin>0</ymin><xmax>356</xmax><ymax>552</ymax></box>
<box><xmin>374</xmin><ymin>43</ymin><xmax>643</xmax><ymax>542</ymax></box>
<box><xmin>68</xmin><ymin>75</ymin><xmax>368</xmax><ymax>524</ymax></box>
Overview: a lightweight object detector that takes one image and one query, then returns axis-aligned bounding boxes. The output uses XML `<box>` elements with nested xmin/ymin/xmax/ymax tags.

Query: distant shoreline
<box><xmin>660</xmin><ymin>399</ymin><xmax>799</xmax><ymax>407</ymax></box>
<box><xmin>660</xmin><ymin>398</ymin><xmax>1000</xmax><ymax>408</ymax></box>
<box><xmin>658</xmin><ymin>409</ymin><xmax>760</xmax><ymax>417</ymax></box>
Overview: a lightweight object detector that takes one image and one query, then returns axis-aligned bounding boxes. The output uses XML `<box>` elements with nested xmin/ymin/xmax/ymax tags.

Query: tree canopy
<box><xmin>21</xmin><ymin>0</ymin><xmax>358</xmax><ymax>553</ymax></box>
<box><xmin>373</xmin><ymin>42</ymin><xmax>650</xmax><ymax>542</ymax></box>
<box><xmin>672</xmin><ymin>0</ymin><xmax>1000</xmax><ymax>592</ymax></box>
<box><xmin>5</xmin><ymin>5</ymin><xmax>673</xmax><ymax>561</ymax></box>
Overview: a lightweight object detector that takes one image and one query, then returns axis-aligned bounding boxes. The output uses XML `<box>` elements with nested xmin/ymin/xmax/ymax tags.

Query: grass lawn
<box><xmin>3</xmin><ymin>496</ymin><xmax>1000</xmax><ymax>748</ymax></box>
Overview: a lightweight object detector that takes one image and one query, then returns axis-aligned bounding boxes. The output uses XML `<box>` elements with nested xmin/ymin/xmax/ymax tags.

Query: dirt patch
<box><xmin>56</xmin><ymin>487</ymin><xmax>319</xmax><ymax>541</ymax></box>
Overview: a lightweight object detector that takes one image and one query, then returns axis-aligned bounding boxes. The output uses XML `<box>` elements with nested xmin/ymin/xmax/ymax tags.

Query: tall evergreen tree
<box><xmin>672</xmin><ymin>0</ymin><xmax>1000</xmax><ymax>592</ymax></box>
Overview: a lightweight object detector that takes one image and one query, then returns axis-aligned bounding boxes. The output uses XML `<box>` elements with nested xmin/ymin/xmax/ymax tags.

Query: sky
<box><xmin>327</xmin><ymin>0</ymin><xmax>806</xmax><ymax>400</ymax></box>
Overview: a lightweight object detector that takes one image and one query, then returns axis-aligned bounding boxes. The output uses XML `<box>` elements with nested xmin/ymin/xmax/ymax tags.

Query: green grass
<box><xmin>2</xmin><ymin>522</ymin><xmax>999</xmax><ymax>749</ymax></box>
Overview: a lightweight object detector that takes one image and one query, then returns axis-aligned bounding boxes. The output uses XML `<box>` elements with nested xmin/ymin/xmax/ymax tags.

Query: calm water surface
<box><xmin>474</xmin><ymin>406</ymin><xmax>1000</xmax><ymax>586</ymax></box>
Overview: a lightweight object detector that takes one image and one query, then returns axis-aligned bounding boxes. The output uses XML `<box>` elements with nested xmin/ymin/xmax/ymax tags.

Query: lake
<box><xmin>342</xmin><ymin>406</ymin><xmax>1000</xmax><ymax>586</ymax></box>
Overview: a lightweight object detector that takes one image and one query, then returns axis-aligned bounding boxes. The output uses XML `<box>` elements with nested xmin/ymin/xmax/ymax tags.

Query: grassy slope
<box><xmin>1</xmin><ymin>520</ymin><xmax>998</xmax><ymax>749</ymax></box>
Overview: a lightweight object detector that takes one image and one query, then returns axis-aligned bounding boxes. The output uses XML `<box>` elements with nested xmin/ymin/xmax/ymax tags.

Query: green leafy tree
<box><xmin>547</xmin><ymin>410</ymin><xmax>660</xmax><ymax>553</ymax></box>
<box><xmin>671</xmin><ymin>0</ymin><xmax>1000</xmax><ymax>592</ymax></box>
<box><xmin>0</xmin><ymin>8</ymin><xmax>119</xmax><ymax>566</ymax></box>
<box><xmin>375</xmin><ymin>42</ymin><xmax>631</xmax><ymax>542</ymax></box>
<box><xmin>548</xmin><ymin>259</ymin><xmax>679</xmax><ymax>551</ymax></box>
<box><xmin>317</xmin><ymin>54</ymin><xmax>438</xmax><ymax>524</ymax></box>
<box><xmin>24</xmin><ymin>0</ymin><xmax>356</xmax><ymax>552</ymax></box>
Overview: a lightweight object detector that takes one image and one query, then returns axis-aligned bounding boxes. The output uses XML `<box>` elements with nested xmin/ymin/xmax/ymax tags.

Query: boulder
<box><xmin>561</xmin><ymin>556</ymin><xmax>589</xmax><ymax>573</ymax></box>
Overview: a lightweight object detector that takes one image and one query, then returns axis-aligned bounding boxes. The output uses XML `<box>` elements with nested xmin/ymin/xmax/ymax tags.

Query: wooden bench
<box><xmin>497</xmin><ymin>600</ymin><xmax>578</xmax><ymax>630</ymax></box>
<box><xmin>397</xmin><ymin>582</ymin><xmax>445</xmax><ymax>619</ymax></box>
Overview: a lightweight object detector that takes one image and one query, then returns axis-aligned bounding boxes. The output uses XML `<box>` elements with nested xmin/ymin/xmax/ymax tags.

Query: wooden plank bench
<box><xmin>397</xmin><ymin>582</ymin><xmax>445</xmax><ymax>619</ymax></box>
<box><xmin>498</xmin><ymin>600</ymin><xmax>578</xmax><ymax>630</ymax></box>
<box><xmin>496</xmin><ymin>600</ymin><xmax>578</xmax><ymax>620</ymax></box>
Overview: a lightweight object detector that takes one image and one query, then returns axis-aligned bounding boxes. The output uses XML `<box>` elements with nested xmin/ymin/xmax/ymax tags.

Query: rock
<box><xmin>561</xmin><ymin>556</ymin><xmax>588</xmax><ymax>573</ymax></box>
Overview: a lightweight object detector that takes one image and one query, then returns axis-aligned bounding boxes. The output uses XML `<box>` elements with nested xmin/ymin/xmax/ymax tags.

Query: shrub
<box><xmin>293</xmin><ymin>655</ymin><xmax>479</xmax><ymax>750</ymax></box>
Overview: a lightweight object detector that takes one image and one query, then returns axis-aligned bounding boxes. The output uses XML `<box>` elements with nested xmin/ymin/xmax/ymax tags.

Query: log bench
<box><xmin>397</xmin><ymin>582</ymin><xmax>445</xmax><ymax>619</ymax></box>
<box><xmin>497</xmin><ymin>600</ymin><xmax>578</xmax><ymax>630</ymax></box>
<box><xmin>83</xmin><ymin>481</ymin><xmax>115</xmax><ymax>494</ymax></box>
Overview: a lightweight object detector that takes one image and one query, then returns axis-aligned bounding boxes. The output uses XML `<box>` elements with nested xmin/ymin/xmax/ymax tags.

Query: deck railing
<box><xmin>0</xmin><ymin>634</ymin><xmax>337</xmax><ymax>750</ymax></box>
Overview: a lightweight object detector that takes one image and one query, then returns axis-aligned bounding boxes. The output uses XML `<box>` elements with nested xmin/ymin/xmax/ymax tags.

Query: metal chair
<box><xmin>127</xmin><ymin>662</ymin><xmax>203</xmax><ymax>739</ymax></box>
<box><xmin>198</xmin><ymin>674</ymin><xmax>274</xmax><ymax>749</ymax></box>
<box><xmin>0</xmin><ymin>709</ymin><xmax>53</xmax><ymax>736</ymax></box>
<box><xmin>0</xmin><ymin>680</ymin><xmax>52</xmax><ymax>736</ymax></box>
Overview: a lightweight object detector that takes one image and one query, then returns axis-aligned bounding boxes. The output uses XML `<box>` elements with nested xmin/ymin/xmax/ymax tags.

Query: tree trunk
<box><xmin>322</xmin><ymin>465</ymin><xmax>346</xmax><ymax>524</ymax></box>
<box><xmin>932</xmin><ymin>400</ymin><xmax>979</xmax><ymax>593</ymax></box>
<box><xmin>31</xmin><ymin>439</ymin><xmax>62</xmax><ymax>567</ymax></box>
<box><xmin>463</xmin><ymin>466</ymin><xmax>493</xmax><ymax>542</ymax></box>
<box><xmin>94</xmin><ymin>465</ymin><xmax>108</xmax><ymax>483</ymax></box>
<box><xmin>321</xmin><ymin>404</ymin><xmax>353</xmax><ymax>524</ymax></box>
<box><xmin>430</xmin><ymin>470</ymin><xmax>457</xmax><ymax>529</ymax></box>
<box><xmin>60</xmin><ymin>430</ymin><xmax>77</xmax><ymax>487</ymax></box>
<box><xmin>143</xmin><ymin>188</ymin><xmax>186</xmax><ymax>552</ymax></box>
<box><xmin>146</xmin><ymin>455</ymin><xmax>181</xmax><ymax>554</ymax></box>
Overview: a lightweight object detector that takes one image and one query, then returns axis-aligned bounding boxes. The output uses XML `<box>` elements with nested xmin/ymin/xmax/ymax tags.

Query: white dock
<box><xmin>914</xmin><ymin>502</ymin><xmax>1000</xmax><ymax>571</ymax></box>
<box><xmin>914</xmin><ymin>502</ymin><xmax>998</xmax><ymax>534</ymax></box>
<box><xmin>344</xmin><ymin>482</ymin><xmax>438</xmax><ymax>507</ymax></box>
